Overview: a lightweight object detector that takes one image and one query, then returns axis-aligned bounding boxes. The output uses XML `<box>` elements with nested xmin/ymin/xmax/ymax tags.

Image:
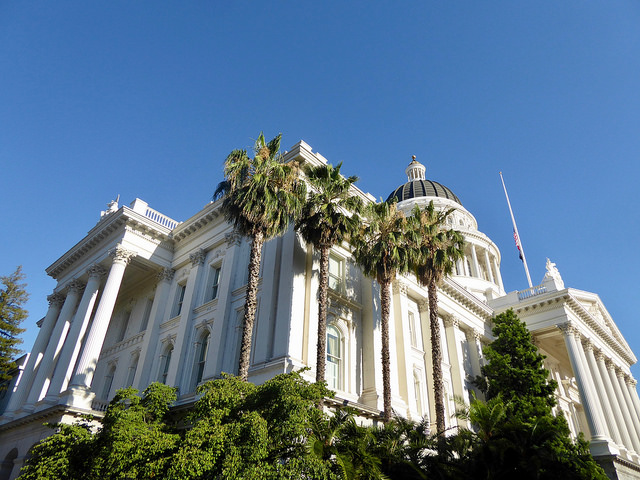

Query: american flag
<box><xmin>513</xmin><ymin>229</ymin><xmax>524</xmax><ymax>262</ymax></box>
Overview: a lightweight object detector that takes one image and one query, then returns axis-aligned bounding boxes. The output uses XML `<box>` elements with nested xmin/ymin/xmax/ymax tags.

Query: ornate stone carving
<box><xmin>615</xmin><ymin>368</ymin><xmax>626</xmax><ymax>380</ymax></box>
<box><xmin>556</xmin><ymin>322</ymin><xmax>573</xmax><ymax>335</ymax></box>
<box><xmin>87</xmin><ymin>264</ymin><xmax>107</xmax><ymax>278</ymax></box>
<box><xmin>417</xmin><ymin>299</ymin><xmax>429</xmax><ymax>313</ymax></box>
<box><xmin>582</xmin><ymin>338</ymin><xmax>594</xmax><ymax>352</ymax></box>
<box><xmin>225</xmin><ymin>231</ymin><xmax>242</xmax><ymax>247</ymax></box>
<box><xmin>543</xmin><ymin>258</ymin><xmax>564</xmax><ymax>289</ymax></box>
<box><xmin>392</xmin><ymin>281</ymin><xmax>408</xmax><ymax>296</ymax></box>
<box><xmin>627</xmin><ymin>377</ymin><xmax>637</xmax><ymax>387</ymax></box>
<box><xmin>464</xmin><ymin>329</ymin><xmax>481</xmax><ymax>343</ymax></box>
<box><xmin>443</xmin><ymin>315</ymin><xmax>459</xmax><ymax>329</ymax></box>
<box><xmin>67</xmin><ymin>279</ymin><xmax>86</xmax><ymax>294</ymax></box>
<box><xmin>109</xmin><ymin>245</ymin><xmax>136</xmax><ymax>265</ymax></box>
<box><xmin>157</xmin><ymin>267</ymin><xmax>175</xmax><ymax>283</ymax></box>
<box><xmin>594</xmin><ymin>350</ymin><xmax>606</xmax><ymax>362</ymax></box>
<box><xmin>190</xmin><ymin>249</ymin><xmax>206</xmax><ymax>266</ymax></box>
<box><xmin>47</xmin><ymin>292</ymin><xmax>65</xmax><ymax>307</ymax></box>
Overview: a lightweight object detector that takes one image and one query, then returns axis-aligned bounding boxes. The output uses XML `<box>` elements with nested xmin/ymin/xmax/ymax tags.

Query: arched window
<box><xmin>326</xmin><ymin>325</ymin><xmax>342</xmax><ymax>390</ymax></box>
<box><xmin>414</xmin><ymin>370</ymin><xmax>424</xmax><ymax>416</ymax></box>
<box><xmin>0</xmin><ymin>448</ymin><xmax>18</xmax><ymax>480</ymax></box>
<box><xmin>194</xmin><ymin>332</ymin><xmax>210</xmax><ymax>388</ymax></box>
<box><xmin>159</xmin><ymin>345</ymin><xmax>173</xmax><ymax>384</ymax></box>
<box><xmin>126</xmin><ymin>353</ymin><xmax>139</xmax><ymax>387</ymax></box>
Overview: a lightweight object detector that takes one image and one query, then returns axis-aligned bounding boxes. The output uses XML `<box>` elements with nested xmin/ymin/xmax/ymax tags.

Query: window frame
<box><xmin>326</xmin><ymin>324</ymin><xmax>343</xmax><ymax>391</ymax></box>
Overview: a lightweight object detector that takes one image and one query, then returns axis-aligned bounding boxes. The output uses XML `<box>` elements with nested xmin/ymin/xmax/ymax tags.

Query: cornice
<box><xmin>46</xmin><ymin>206</ymin><xmax>174</xmax><ymax>279</ymax></box>
<box><xmin>171</xmin><ymin>200</ymin><xmax>223</xmax><ymax>243</ymax></box>
<box><xmin>441</xmin><ymin>277</ymin><xmax>494</xmax><ymax>321</ymax></box>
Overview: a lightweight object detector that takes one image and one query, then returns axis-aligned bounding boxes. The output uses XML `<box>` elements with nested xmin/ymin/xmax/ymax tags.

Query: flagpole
<box><xmin>499</xmin><ymin>172</ymin><xmax>533</xmax><ymax>288</ymax></box>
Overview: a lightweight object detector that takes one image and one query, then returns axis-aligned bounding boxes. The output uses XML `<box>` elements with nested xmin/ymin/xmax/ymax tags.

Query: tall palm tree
<box><xmin>352</xmin><ymin>201</ymin><xmax>413</xmax><ymax>423</ymax></box>
<box><xmin>409</xmin><ymin>201</ymin><xmax>464</xmax><ymax>435</ymax></box>
<box><xmin>214</xmin><ymin>133</ymin><xmax>306</xmax><ymax>381</ymax></box>
<box><xmin>295</xmin><ymin>162</ymin><xmax>362</xmax><ymax>391</ymax></box>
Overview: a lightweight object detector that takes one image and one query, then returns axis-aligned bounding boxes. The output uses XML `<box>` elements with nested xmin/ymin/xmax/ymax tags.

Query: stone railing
<box><xmin>517</xmin><ymin>284</ymin><xmax>547</xmax><ymax>301</ymax></box>
<box><xmin>144</xmin><ymin>206</ymin><xmax>180</xmax><ymax>230</ymax></box>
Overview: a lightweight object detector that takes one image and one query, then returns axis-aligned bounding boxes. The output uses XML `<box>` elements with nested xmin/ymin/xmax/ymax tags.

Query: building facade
<box><xmin>1</xmin><ymin>140</ymin><xmax>639</xmax><ymax>479</ymax></box>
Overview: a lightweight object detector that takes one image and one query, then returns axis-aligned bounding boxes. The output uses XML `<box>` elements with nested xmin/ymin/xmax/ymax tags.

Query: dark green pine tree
<box><xmin>0</xmin><ymin>266</ymin><xmax>28</xmax><ymax>388</ymax></box>
<box><xmin>478</xmin><ymin>308</ymin><xmax>557</xmax><ymax>423</ymax></box>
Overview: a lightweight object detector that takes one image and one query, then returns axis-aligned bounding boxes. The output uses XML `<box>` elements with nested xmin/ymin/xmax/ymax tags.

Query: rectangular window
<box><xmin>208</xmin><ymin>266</ymin><xmax>221</xmax><ymax>302</ymax></box>
<box><xmin>326</xmin><ymin>326</ymin><xmax>342</xmax><ymax>390</ymax></box>
<box><xmin>328</xmin><ymin>255</ymin><xmax>344</xmax><ymax>293</ymax></box>
<box><xmin>117</xmin><ymin>311</ymin><xmax>131</xmax><ymax>343</ymax></box>
<box><xmin>174</xmin><ymin>284</ymin><xmax>186</xmax><ymax>317</ymax></box>
<box><xmin>408</xmin><ymin>311</ymin><xmax>418</xmax><ymax>348</ymax></box>
<box><xmin>139</xmin><ymin>298</ymin><xmax>153</xmax><ymax>333</ymax></box>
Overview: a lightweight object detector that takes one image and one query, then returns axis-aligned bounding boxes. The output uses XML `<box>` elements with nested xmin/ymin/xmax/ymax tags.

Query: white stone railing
<box><xmin>91</xmin><ymin>398</ymin><xmax>109</xmax><ymax>412</ymax></box>
<box><xmin>517</xmin><ymin>284</ymin><xmax>547</xmax><ymax>300</ymax></box>
<box><xmin>144</xmin><ymin>206</ymin><xmax>180</xmax><ymax>229</ymax></box>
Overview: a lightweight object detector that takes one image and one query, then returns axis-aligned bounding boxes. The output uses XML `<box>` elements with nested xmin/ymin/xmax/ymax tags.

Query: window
<box><xmin>139</xmin><ymin>298</ymin><xmax>153</xmax><ymax>332</ymax></box>
<box><xmin>414</xmin><ymin>371</ymin><xmax>424</xmax><ymax>415</ymax></box>
<box><xmin>159</xmin><ymin>345</ymin><xmax>173</xmax><ymax>384</ymax></box>
<box><xmin>328</xmin><ymin>255</ymin><xmax>344</xmax><ymax>293</ymax></box>
<box><xmin>207</xmin><ymin>266</ymin><xmax>221</xmax><ymax>302</ymax></box>
<box><xmin>126</xmin><ymin>354</ymin><xmax>139</xmax><ymax>387</ymax></box>
<box><xmin>326</xmin><ymin>325</ymin><xmax>342</xmax><ymax>390</ymax></box>
<box><xmin>194</xmin><ymin>332</ymin><xmax>210</xmax><ymax>387</ymax></box>
<box><xmin>408</xmin><ymin>311</ymin><xmax>419</xmax><ymax>348</ymax></box>
<box><xmin>174</xmin><ymin>284</ymin><xmax>186</xmax><ymax>317</ymax></box>
<box><xmin>117</xmin><ymin>311</ymin><xmax>131</xmax><ymax>343</ymax></box>
<box><xmin>102</xmin><ymin>365</ymin><xmax>116</xmax><ymax>399</ymax></box>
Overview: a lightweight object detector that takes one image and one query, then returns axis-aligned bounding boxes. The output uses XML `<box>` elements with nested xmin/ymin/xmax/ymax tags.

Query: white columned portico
<box><xmin>68</xmin><ymin>245</ymin><xmax>135</xmax><ymax>397</ymax></box>
<box><xmin>134</xmin><ymin>267</ymin><xmax>175</xmax><ymax>389</ymax></box>
<box><xmin>582</xmin><ymin>341</ymin><xmax>619</xmax><ymax>452</ymax></box>
<box><xmin>3</xmin><ymin>292</ymin><xmax>64</xmax><ymax>417</ymax></box>
<box><xmin>558</xmin><ymin>323</ymin><xmax>611</xmax><ymax>453</ymax></box>
<box><xmin>24</xmin><ymin>280</ymin><xmax>84</xmax><ymax>410</ymax></box>
<box><xmin>606</xmin><ymin>360</ymin><xmax>640</xmax><ymax>456</ymax></box>
<box><xmin>616</xmin><ymin>369</ymin><xmax>640</xmax><ymax>456</ymax></box>
<box><xmin>595</xmin><ymin>352</ymin><xmax>634</xmax><ymax>453</ymax></box>
<box><xmin>46</xmin><ymin>264</ymin><xmax>106</xmax><ymax>401</ymax></box>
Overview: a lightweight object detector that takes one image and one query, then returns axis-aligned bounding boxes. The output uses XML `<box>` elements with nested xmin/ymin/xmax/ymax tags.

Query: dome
<box><xmin>386</xmin><ymin>157</ymin><xmax>462</xmax><ymax>206</ymax></box>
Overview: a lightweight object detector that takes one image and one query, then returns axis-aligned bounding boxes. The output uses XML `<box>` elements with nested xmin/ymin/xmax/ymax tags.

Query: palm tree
<box><xmin>214</xmin><ymin>133</ymin><xmax>306</xmax><ymax>381</ymax></box>
<box><xmin>352</xmin><ymin>201</ymin><xmax>413</xmax><ymax>423</ymax></box>
<box><xmin>409</xmin><ymin>201</ymin><xmax>464</xmax><ymax>435</ymax></box>
<box><xmin>295</xmin><ymin>162</ymin><xmax>362</xmax><ymax>392</ymax></box>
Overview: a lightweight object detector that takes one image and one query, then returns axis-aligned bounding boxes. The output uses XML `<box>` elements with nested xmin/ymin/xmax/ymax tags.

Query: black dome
<box><xmin>386</xmin><ymin>179</ymin><xmax>462</xmax><ymax>206</ymax></box>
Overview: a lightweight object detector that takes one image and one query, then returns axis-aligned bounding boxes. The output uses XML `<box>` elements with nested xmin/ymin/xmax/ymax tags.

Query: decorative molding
<box><xmin>594</xmin><ymin>350</ymin><xmax>606</xmax><ymax>362</ymax></box>
<box><xmin>190</xmin><ymin>249</ymin><xmax>207</xmax><ymax>266</ymax></box>
<box><xmin>556</xmin><ymin>322</ymin><xmax>575</xmax><ymax>336</ymax></box>
<box><xmin>109</xmin><ymin>245</ymin><xmax>136</xmax><ymax>265</ymax></box>
<box><xmin>67</xmin><ymin>279</ymin><xmax>86</xmax><ymax>295</ymax></box>
<box><xmin>86</xmin><ymin>264</ymin><xmax>107</xmax><ymax>279</ymax></box>
<box><xmin>47</xmin><ymin>292</ymin><xmax>65</xmax><ymax>308</ymax></box>
<box><xmin>157</xmin><ymin>267</ymin><xmax>175</xmax><ymax>283</ymax></box>
<box><xmin>442</xmin><ymin>315</ymin><xmax>459</xmax><ymax>329</ymax></box>
<box><xmin>465</xmin><ymin>329</ymin><xmax>481</xmax><ymax>343</ymax></box>
<box><xmin>392</xmin><ymin>281</ymin><xmax>408</xmax><ymax>296</ymax></box>
<box><xmin>582</xmin><ymin>338</ymin><xmax>594</xmax><ymax>352</ymax></box>
<box><xmin>417</xmin><ymin>299</ymin><xmax>429</xmax><ymax>313</ymax></box>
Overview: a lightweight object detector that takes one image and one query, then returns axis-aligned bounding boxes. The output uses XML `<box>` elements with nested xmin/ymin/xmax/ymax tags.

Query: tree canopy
<box><xmin>0</xmin><ymin>266</ymin><xmax>28</xmax><ymax>388</ymax></box>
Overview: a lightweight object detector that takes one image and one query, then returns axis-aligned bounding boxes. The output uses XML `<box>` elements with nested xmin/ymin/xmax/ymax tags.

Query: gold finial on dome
<box><xmin>412</xmin><ymin>155</ymin><xmax>416</xmax><ymax>161</ymax></box>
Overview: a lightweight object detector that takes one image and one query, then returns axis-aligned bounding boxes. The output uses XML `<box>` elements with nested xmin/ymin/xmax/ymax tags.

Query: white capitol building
<box><xmin>1</xmin><ymin>140</ymin><xmax>639</xmax><ymax>479</ymax></box>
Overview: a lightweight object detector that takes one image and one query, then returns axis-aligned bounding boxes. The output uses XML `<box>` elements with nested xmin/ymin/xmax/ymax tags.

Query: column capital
<box><xmin>615</xmin><ymin>368</ymin><xmax>627</xmax><ymax>380</ymax></box>
<box><xmin>67</xmin><ymin>279</ymin><xmax>86</xmax><ymax>295</ymax></box>
<box><xmin>582</xmin><ymin>338</ymin><xmax>594</xmax><ymax>352</ymax></box>
<box><xmin>392</xmin><ymin>281</ymin><xmax>408</xmax><ymax>296</ymax></box>
<box><xmin>594</xmin><ymin>350</ymin><xmax>606</xmax><ymax>362</ymax></box>
<box><xmin>47</xmin><ymin>292</ymin><xmax>65</xmax><ymax>307</ymax></box>
<box><xmin>443</xmin><ymin>315</ymin><xmax>459</xmax><ymax>329</ymax></box>
<box><xmin>157</xmin><ymin>267</ymin><xmax>175</xmax><ymax>283</ymax></box>
<box><xmin>109</xmin><ymin>245</ymin><xmax>136</xmax><ymax>265</ymax></box>
<box><xmin>625</xmin><ymin>376</ymin><xmax>636</xmax><ymax>387</ymax></box>
<box><xmin>225</xmin><ymin>231</ymin><xmax>242</xmax><ymax>247</ymax></box>
<box><xmin>465</xmin><ymin>328</ymin><xmax>481</xmax><ymax>343</ymax></box>
<box><xmin>557</xmin><ymin>322</ymin><xmax>575</xmax><ymax>336</ymax></box>
<box><xmin>417</xmin><ymin>299</ymin><xmax>429</xmax><ymax>313</ymax></box>
<box><xmin>86</xmin><ymin>264</ymin><xmax>107</xmax><ymax>279</ymax></box>
<box><xmin>605</xmin><ymin>358</ymin><xmax>616</xmax><ymax>371</ymax></box>
<box><xmin>190</xmin><ymin>249</ymin><xmax>207</xmax><ymax>266</ymax></box>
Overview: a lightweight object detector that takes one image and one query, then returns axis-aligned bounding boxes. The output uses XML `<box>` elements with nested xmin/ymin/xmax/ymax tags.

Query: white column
<box><xmin>24</xmin><ymin>280</ymin><xmax>84</xmax><ymax>410</ymax></box>
<box><xmin>443</xmin><ymin>315</ymin><xmax>468</xmax><ymax>428</ymax></box>
<box><xmin>69</xmin><ymin>245</ymin><xmax>135</xmax><ymax>391</ymax></box>
<box><xmin>465</xmin><ymin>329</ymin><xmax>483</xmax><ymax>380</ymax></box>
<box><xmin>134</xmin><ymin>267</ymin><xmax>175</xmax><ymax>389</ymax></box>
<box><xmin>596</xmin><ymin>353</ymin><xmax>634</xmax><ymax>452</ymax></box>
<box><xmin>559</xmin><ymin>324</ymin><xmax>608</xmax><ymax>444</ymax></box>
<box><xmin>616</xmin><ymin>369</ymin><xmax>640</xmax><ymax>455</ymax></box>
<box><xmin>582</xmin><ymin>341</ymin><xmax>618</xmax><ymax>448</ymax></box>
<box><xmin>625</xmin><ymin>378</ymin><xmax>640</xmax><ymax>446</ymax></box>
<box><xmin>470</xmin><ymin>245</ymin><xmax>480</xmax><ymax>278</ymax></box>
<box><xmin>483</xmin><ymin>250</ymin><xmax>495</xmax><ymax>283</ymax></box>
<box><xmin>392</xmin><ymin>281</ymin><xmax>413</xmax><ymax>415</ymax></box>
<box><xmin>417</xmin><ymin>299</ymin><xmax>434</xmax><ymax>427</ymax></box>
<box><xmin>492</xmin><ymin>257</ymin><xmax>504</xmax><ymax>291</ymax></box>
<box><xmin>607</xmin><ymin>360</ymin><xmax>640</xmax><ymax>455</ymax></box>
<box><xmin>3</xmin><ymin>292</ymin><xmax>64</xmax><ymax>417</ymax></box>
<box><xmin>46</xmin><ymin>264</ymin><xmax>106</xmax><ymax>401</ymax></box>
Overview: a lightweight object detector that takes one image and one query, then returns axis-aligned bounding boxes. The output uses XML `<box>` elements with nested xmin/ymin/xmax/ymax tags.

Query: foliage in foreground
<box><xmin>20</xmin><ymin>311</ymin><xmax>608</xmax><ymax>479</ymax></box>
<box><xmin>0</xmin><ymin>266</ymin><xmax>28</xmax><ymax>387</ymax></box>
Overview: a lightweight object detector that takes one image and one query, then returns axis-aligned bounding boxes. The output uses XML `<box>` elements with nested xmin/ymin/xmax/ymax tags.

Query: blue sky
<box><xmin>2</xmin><ymin>2</ymin><xmax>640</xmax><ymax>377</ymax></box>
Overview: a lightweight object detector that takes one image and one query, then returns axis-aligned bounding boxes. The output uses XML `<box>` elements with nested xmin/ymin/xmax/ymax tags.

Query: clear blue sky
<box><xmin>2</xmin><ymin>2</ymin><xmax>640</xmax><ymax>377</ymax></box>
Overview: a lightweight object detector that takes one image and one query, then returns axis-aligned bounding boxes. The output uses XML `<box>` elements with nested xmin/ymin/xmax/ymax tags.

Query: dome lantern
<box><xmin>405</xmin><ymin>155</ymin><xmax>426</xmax><ymax>181</ymax></box>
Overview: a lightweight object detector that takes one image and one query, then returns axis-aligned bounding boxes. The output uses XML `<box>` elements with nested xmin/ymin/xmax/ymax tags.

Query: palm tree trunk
<box><xmin>316</xmin><ymin>246</ymin><xmax>330</xmax><ymax>392</ymax></box>
<box><xmin>238</xmin><ymin>231</ymin><xmax>264</xmax><ymax>381</ymax></box>
<box><xmin>381</xmin><ymin>280</ymin><xmax>392</xmax><ymax>423</ymax></box>
<box><xmin>428</xmin><ymin>277</ymin><xmax>446</xmax><ymax>434</ymax></box>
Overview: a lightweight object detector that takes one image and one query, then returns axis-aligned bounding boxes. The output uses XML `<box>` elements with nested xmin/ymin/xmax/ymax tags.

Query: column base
<box><xmin>58</xmin><ymin>386</ymin><xmax>96</xmax><ymax>410</ymax></box>
<box><xmin>590</xmin><ymin>437</ymin><xmax>620</xmax><ymax>457</ymax></box>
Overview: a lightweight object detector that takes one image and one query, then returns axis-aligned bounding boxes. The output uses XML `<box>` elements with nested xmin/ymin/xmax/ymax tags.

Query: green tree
<box><xmin>0</xmin><ymin>266</ymin><xmax>28</xmax><ymax>388</ymax></box>
<box><xmin>409</xmin><ymin>202</ymin><xmax>464</xmax><ymax>435</ymax></box>
<box><xmin>352</xmin><ymin>201</ymin><xmax>412</xmax><ymax>423</ymax></box>
<box><xmin>214</xmin><ymin>133</ymin><xmax>306</xmax><ymax>381</ymax></box>
<box><xmin>295</xmin><ymin>162</ymin><xmax>362</xmax><ymax>391</ymax></box>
